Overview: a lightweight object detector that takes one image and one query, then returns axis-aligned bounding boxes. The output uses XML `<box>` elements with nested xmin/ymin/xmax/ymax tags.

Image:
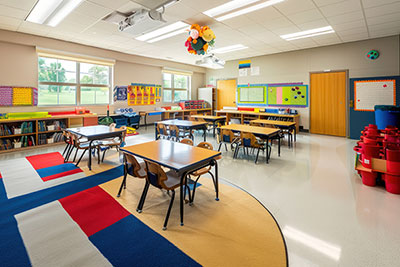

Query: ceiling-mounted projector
<box><xmin>196</xmin><ymin>54</ymin><xmax>225</xmax><ymax>69</ymax></box>
<box><xmin>118</xmin><ymin>9</ymin><xmax>165</xmax><ymax>35</ymax></box>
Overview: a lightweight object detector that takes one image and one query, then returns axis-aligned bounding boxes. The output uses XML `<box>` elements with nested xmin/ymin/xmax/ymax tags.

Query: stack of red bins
<box><xmin>354</xmin><ymin>124</ymin><xmax>400</xmax><ymax>194</ymax></box>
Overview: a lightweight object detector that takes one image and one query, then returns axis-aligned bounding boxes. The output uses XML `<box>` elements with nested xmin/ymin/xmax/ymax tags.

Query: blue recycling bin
<box><xmin>374</xmin><ymin>105</ymin><xmax>400</xmax><ymax>130</ymax></box>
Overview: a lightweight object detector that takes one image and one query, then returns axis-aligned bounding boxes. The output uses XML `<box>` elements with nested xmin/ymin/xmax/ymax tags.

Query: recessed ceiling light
<box><xmin>136</xmin><ymin>21</ymin><xmax>189</xmax><ymax>42</ymax></box>
<box><xmin>147</xmin><ymin>27</ymin><xmax>189</xmax><ymax>43</ymax></box>
<box><xmin>26</xmin><ymin>0</ymin><xmax>63</xmax><ymax>24</ymax></box>
<box><xmin>25</xmin><ymin>0</ymin><xmax>83</xmax><ymax>27</ymax></box>
<box><xmin>211</xmin><ymin>44</ymin><xmax>248</xmax><ymax>54</ymax></box>
<box><xmin>216</xmin><ymin>0</ymin><xmax>285</xmax><ymax>21</ymax></box>
<box><xmin>281</xmin><ymin>26</ymin><xmax>334</xmax><ymax>41</ymax></box>
<box><xmin>203</xmin><ymin>0</ymin><xmax>261</xmax><ymax>18</ymax></box>
<box><xmin>47</xmin><ymin>0</ymin><xmax>84</xmax><ymax>27</ymax></box>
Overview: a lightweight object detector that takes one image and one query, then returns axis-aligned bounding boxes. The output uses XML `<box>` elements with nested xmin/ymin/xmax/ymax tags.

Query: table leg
<box><xmin>278</xmin><ymin>134</ymin><xmax>281</xmax><ymax>157</ymax></box>
<box><xmin>294</xmin><ymin>126</ymin><xmax>297</xmax><ymax>142</ymax></box>
<box><xmin>145</xmin><ymin>114</ymin><xmax>147</xmax><ymax>129</ymax></box>
<box><xmin>88</xmin><ymin>140</ymin><xmax>93</xmax><ymax>170</ymax></box>
<box><xmin>266</xmin><ymin>137</ymin><xmax>270</xmax><ymax>164</ymax></box>
<box><xmin>213</xmin><ymin>121</ymin><xmax>216</xmax><ymax>138</ymax></box>
<box><xmin>155</xmin><ymin>125</ymin><xmax>158</xmax><ymax>140</ymax></box>
<box><xmin>180</xmin><ymin>171</ymin><xmax>188</xmax><ymax>226</ymax></box>
<box><xmin>203</xmin><ymin>126</ymin><xmax>207</xmax><ymax>142</ymax></box>
<box><xmin>214</xmin><ymin>159</ymin><xmax>219</xmax><ymax>201</ymax></box>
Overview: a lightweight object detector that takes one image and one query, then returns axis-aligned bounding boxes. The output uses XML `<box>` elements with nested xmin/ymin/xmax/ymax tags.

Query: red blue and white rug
<box><xmin>0</xmin><ymin>152</ymin><xmax>287</xmax><ymax>267</ymax></box>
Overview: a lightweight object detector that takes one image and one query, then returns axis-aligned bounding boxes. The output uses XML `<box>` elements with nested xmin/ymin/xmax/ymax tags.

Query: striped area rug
<box><xmin>0</xmin><ymin>152</ymin><xmax>287</xmax><ymax>267</ymax></box>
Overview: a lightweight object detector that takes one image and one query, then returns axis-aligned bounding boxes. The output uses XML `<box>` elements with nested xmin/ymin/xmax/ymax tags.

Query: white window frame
<box><xmin>162</xmin><ymin>72</ymin><xmax>191</xmax><ymax>103</ymax></box>
<box><xmin>37</xmin><ymin>56</ymin><xmax>113</xmax><ymax>106</ymax></box>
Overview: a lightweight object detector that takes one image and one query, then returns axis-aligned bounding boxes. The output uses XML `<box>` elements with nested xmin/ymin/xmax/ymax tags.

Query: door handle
<box><xmin>350</xmin><ymin>100</ymin><xmax>354</xmax><ymax>108</ymax></box>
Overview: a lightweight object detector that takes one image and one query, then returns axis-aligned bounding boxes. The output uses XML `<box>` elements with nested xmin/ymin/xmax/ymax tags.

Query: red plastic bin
<box><xmin>384</xmin><ymin>174</ymin><xmax>400</xmax><ymax>194</ymax></box>
<box><xmin>361</xmin><ymin>171</ymin><xmax>378</xmax><ymax>186</ymax></box>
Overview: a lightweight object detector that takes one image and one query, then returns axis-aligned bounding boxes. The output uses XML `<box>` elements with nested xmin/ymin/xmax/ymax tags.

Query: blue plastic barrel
<box><xmin>374</xmin><ymin>105</ymin><xmax>400</xmax><ymax>129</ymax></box>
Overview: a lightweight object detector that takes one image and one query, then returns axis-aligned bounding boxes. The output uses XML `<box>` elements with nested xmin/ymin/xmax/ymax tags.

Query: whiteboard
<box><xmin>239</xmin><ymin>86</ymin><xmax>265</xmax><ymax>102</ymax></box>
<box><xmin>355</xmin><ymin>80</ymin><xmax>396</xmax><ymax>111</ymax></box>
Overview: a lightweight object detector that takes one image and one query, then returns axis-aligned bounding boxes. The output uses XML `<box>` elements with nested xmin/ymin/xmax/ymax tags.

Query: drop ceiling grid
<box><xmin>0</xmin><ymin>0</ymin><xmax>398</xmax><ymax>65</ymax></box>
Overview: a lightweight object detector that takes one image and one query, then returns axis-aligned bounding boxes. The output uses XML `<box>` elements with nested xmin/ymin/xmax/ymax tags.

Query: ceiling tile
<box><xmin>0</xmin><ymin>0</ymin><xmax>36</xmax><ymax>11</ymax></box>
<box><xmin>0</xmin><ymin>15</ymin><xmax>21</xmax><ymax>31</ymax></box>
<box><xmin>319</xmin><ymin>0</ymin><xmax>362</xmax><ymax>17</ymax></box>
<box><xmin>297</xmin><ymin>19</ymin><xmax>331</xmax><ymax>30</ymax></box>
<box><xmin>88</xmin><ymin>0</ymin><xmax>131</xmax><ymax>10</ymax></box>
<box><xmin>274</xmin><ymin>0</ymin><xmax>316</xmax><ymax>14</ymax></box>
<box><xmin>261</xmin><ymin>16</ymin><xmax>296</xmax><ymax>31</ymax></box>
<box><xmin>313</xmin><ymin>0</ymin><xmax>347</xmax><ymax>7</ymax></box>
<box><xmin>74</xmin><ymin>1</ymin><xmax>113</xmax><ymax>19</ymax></box>
<box><xmin>286</xmin><ymin>8</ymin><xmax>324</xmax><ymax>25</ymax></box>
<box><xmin>326</xmin><ymin>11</ymin><xmax>365</xmax><ymax>25</ymax></box>
<box><xmin>361</xmin><ymin>0</ymin><xmax>400</xmax><ymax>9</ymax></box>
<box><xmin>332</xmin><ymin>20</ymin><xmax>366</xmax><ymax>31</ymax></box>
<box><xmin>366</xmin><ymin>12</ymin><xmax>400</xmax><ymax>25</ymax></box>
<box><xmin>0</xmin><ymin>4</ymin><xmax>28</xmax><ymax>19</ymax></box>
<box><xmin>364</xmin><ymin>2</ymin><xmax>400</xmax><ymax>18</ymax></box>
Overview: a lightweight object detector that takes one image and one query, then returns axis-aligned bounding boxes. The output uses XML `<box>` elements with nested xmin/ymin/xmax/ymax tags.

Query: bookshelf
<box><xmin>0</xmin><ymin>114</ymin><xmax>98</xmax><ymax>153</ymax></box>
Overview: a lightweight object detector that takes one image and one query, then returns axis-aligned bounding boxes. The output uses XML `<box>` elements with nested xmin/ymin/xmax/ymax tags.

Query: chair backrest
<box><xmin>63</xmin><ymin>131</ymin><xmax>72</xmax><ymax>144</ymax></box>
<box><xmin>169</xmin><ymin>125</ymin><xmax>180</xmax><ymax>138</ymax></box>
<box><xmin>70</xmin><ymin>133</ymin><xmax>83</xmax><ymax>147</ymax></box>
<box><xmin>109</xmin><ymin>123</ymin><xmax>116</xmax><ymax>129</ymax></box>
<box><xmin>118</xmin><ymin>126</ymin><xmax>127</xmax><ymax>143</ymax></box>
<box><xmin>241</xmin><ymin>132</ymin><xmax>256</xmax><ymax>147</ymax></box>
<box><xmin>197</xmin><ymin>142</ymin><xmax>213</xmax><ymax>150</ymax></box>
<box><xmin>144</xmin><ymin>160</ymin><xmax>168</xmax><ymax>189</ymax></box>
<box><xmin>180</xmin><ymin>138</ymin><xmax>194</xmax><ymax>146</ymax></box>
<box><xmin>221</xmin><ymin>129</ymin><xmax>235</xmax><ymax>143</ymax></box>
<box><xmin>125</xmin><ymin>153</ymin><xmax>146</xmax><ymax>178</ymax></box>
<box><xmin>157</xmin><ymin>123</ymin><xmax>167</xmax><ymax>136</ymax></box>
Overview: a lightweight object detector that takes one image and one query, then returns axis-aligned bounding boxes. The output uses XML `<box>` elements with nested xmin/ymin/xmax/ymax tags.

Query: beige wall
<box><xmin>207</xmin><ymin>35</ymin><xmax>400</xmax><ymax>130</ymax></box>
<box><xmin>0</xmin><ymin>29</ymin><xmax>206</xmax><ymax>117</ymax></box>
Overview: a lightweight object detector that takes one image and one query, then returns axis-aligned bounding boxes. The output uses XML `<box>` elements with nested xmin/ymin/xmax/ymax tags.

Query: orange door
<box><xmin>310</xmin><ymin>71</ymin><xmax>347</xmax><ymax>136</ymax></box>
<box><xmin>217</xmin><ymin>79</ymin><xmax>236</xmax><ymax>110</ymax></box>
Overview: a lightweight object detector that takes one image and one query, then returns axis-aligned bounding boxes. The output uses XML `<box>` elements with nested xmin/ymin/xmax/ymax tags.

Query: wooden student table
<box><xmin>139</xmin><ymin>108</ymin><xmax>212</xmax><ymax>127</ymax></box>
<box><xmin>120</xmin><ymin>140</ymin><xmax>221</xmax><ymax>226</ymax></box>
<box><xmin>155</xmin><ymin>119</ymin><xmax>209</xmax><ymax>141</ymax></box>
<box><xmin>67</xmin><ymin>125</ymin><xmax>126</xmax><ymax>170</ymax></box>
<box><xmin>250</xmin><ymin>119</ymin><xmax>297</xmax><ymax>146</ymax></box>
<box><xmin>219</xmin><ymin>124</ymin><xmax>280</xmax><ymax>163</ymax></box>
<box><xmin>191</xmin><ymin>115</ymin><xmax>226</xmax><ymax>138</ymax></box>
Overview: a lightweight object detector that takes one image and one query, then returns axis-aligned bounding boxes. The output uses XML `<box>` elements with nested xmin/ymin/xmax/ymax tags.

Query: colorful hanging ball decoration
<box><xmin>366</xmin><ymin>50</ymin><xmax>379</xmax><ymax>60</ymax></box>
<box><xmin>185</xmin><ymin>24</ymin><xmax>215</xmax><ymax>55</ymax></box>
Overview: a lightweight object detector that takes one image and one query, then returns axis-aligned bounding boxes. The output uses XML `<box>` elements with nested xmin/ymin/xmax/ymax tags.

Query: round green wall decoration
<box><xmin>367</xmin><ymin>50</ymin><xmax>380</xmax><ymax>60</ymax></box>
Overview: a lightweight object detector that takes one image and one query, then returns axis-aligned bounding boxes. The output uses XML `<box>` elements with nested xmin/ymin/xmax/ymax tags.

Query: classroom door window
<box><xmin>38</xmin><ymin>56</ymin><xmax>112</xmax><ymax>106</ymax></box>
<box><xmin>162</xmin><ymin>72</ymin><xmax>190</xmax><ymax>103</ymax></box>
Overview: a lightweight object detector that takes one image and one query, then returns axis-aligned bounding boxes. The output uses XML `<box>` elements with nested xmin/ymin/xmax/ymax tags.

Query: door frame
<box><xmin>216</xmin><ymin>78</ymin><xmax>238</xmax><ymax>110</ymax></box>
<box><xmin>309</xmin><ymin>69</ymin><xmax>349</xmax><ymax>137</ymax></box>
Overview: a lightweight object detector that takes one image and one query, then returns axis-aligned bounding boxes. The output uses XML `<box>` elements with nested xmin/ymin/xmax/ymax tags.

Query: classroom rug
<box><xmin>0</xmin><ymin>152</ymin><xmax>287</xmax><ymax>267</ymax></box>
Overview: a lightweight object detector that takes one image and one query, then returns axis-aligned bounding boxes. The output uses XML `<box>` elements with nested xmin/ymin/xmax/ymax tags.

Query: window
<box><xmin>38</xmin><ymin>56</ymin><xmax>112</xmax><ymax>106</ymax></box>
<box><xmin>162</xmin><ymin>72</ymin><xmax>190</xmax><ymax>103</ymax></box>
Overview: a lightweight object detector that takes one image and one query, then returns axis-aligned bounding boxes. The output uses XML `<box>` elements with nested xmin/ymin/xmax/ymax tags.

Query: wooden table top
<box><xmin>67</xmin><ymin>125</ymin><xmax>125</xmax><ymax>138</ymax></box>
<box><xmin>156</xmin><ymin>119</ymin><xmax>208</xmax><ymax>127</ymax></box>
<box><xmin>191</xmin><ymin>115</ymin><xmax>226</xmax><ymax>120</ymax></box>
<box><xmin>220</xmin><ymin>124</ymin><xmax>280</xmax><ymax>136</ymax></box>
<box><xmin>120</xmin><ymin>140</ymin><xmax>221</xmax><ymax>172</ymax></box>
<box><xmin>251</xmin><ymin>119</ymin><xmax>296</xmax><ymax>127</ymax></box>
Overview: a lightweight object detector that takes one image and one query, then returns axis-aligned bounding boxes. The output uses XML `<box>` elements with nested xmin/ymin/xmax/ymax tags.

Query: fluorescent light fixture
<box><xmin>147</xmin><ymin>27</ymin><xmax>189</xmax><ymax>43</ymax></box>
<box><xmin>216</xmin><ymin>0</ymin><xmax>285</xmax><ymax>21</ymax></box>
<box><xmin>212</xmin><ymin>44</ymin><xmax>248</xmax><ymax>54</ymax></box>
<box><xmin>47</xmin><ymin>0</ymin><xmax>84</xmax><ymax>27</ymax></box>
<box><xmin>283</xmin><ymin>226</ymin><xmax>341</xmax><ymax>261</ymax></box>
<box><xmin>25</xmin><ymin>0</ymin><xmax>83</xmax><ymax>27</ymax></box>
<box><xmin>136</xmin><ymin>21</ymin><xmax>189</xmax><ymax>42</ymax></box>
<box><xmin>203</xmin><ymin>0</ymin><xmax>261</xmax><ymax>18</ymax></box>
<box><xmin>26</xmin><ymin>0</ymin><xmax>63</xmax><ymax>24</ymax></box>
<box><xmin>281</xmin><ymin>26</ymin><xmax>334</xmax><ymax>41</ymax></box>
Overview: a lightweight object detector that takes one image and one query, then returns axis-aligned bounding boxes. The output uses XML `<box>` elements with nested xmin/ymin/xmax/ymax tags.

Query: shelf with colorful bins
<box><xmin>0</xmin><ymin>121</ymin><xmax>36</xmax><ymax>150</ymax></box>
<box><xmin>354</xmin><ymin>124</ymin><xmax>400</xmax><ymax>194</ymax></box>
<box><xmin>38</xmin><ymin>119</ymin><xmax>67</xmax><ymax>145</ymax></box>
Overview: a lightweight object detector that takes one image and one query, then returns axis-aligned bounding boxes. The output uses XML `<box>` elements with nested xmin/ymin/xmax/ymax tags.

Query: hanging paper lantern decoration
<box><xmin>185</xmin><ymin>24</ymin><xmax>215</xmax><ymax>55</ymax></box>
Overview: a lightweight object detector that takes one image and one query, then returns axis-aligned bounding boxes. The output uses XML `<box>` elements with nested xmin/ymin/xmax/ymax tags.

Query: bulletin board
<box><xmin>0</xmin><ymin>87</ymin><xmax>38</xmax><ymax>106</ymax></box>
<box><xmin>267</xmin><ymin>85</ymin><xmax>308</xmax><ymax>107</ymax></box>
<box><xmin>354</xmin><ymin>80</ymin><xmax>396</xmax><ymax>111</ymax></box>
<box><xmin>238</xmin><ymin>85</ymin><xmax>266</xmax><ymax>104</ymax></box>
<box><xmin>128</xmin><ymin>83</ymin><xmax>161</xmax><ymax>106</ymax></box>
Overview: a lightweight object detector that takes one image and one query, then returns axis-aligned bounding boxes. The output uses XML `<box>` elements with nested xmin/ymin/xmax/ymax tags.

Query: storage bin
<box><xmin>361</xmin><ymin>171</ymin><xmax>378</xmax><ymax>186</ymax></box>
<box><xmin>384</xmin><ymin>174</ymin><xmax>400</xmax><ymax>194</ymax></box>
<box><xmin>115</xmin><ymin>118</ymin><xmax>128</xmax><ymax>128</ymax></box>
<box><xmin>14</xmin><ymin>128</ymin><xmax>21</xmax><ymax>134</ymax></box>
<box><xmin>47</xmin><ymin>138</ymin><xmax>54</xmax><ymax>144</ymax></box>
<box><xmin>375</xmin><ymin>105</ymin><xmax>400</xmax><ymax>130</ymax></box>
<box><xmin>47</xmin><ymin>125</ymin><xmax>55</xmax><ymax>131</ymax></box>
<box><xmin>14</xmin><ymin>142</ymin><xmax>21</xmax><ymax>148</ymax></box>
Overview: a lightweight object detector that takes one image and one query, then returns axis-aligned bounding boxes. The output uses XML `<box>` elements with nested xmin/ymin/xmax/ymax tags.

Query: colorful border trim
<box><xmin>354</xmin><ymin>79</ymin><xmax>396</xmax><ymax>112</ymax></box>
